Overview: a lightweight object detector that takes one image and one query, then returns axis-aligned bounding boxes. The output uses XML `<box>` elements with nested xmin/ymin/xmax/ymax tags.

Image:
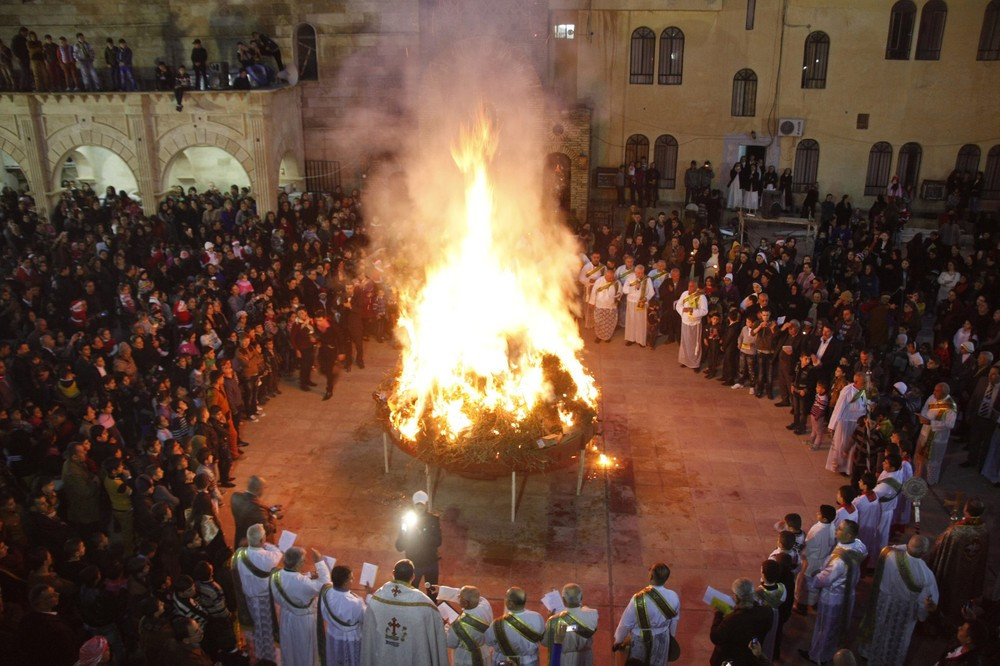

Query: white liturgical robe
<box><xmin>826</xmin><ymin>384</ymin><xmax>867</xmax><ymax>473</ymax></box>
<box><xmin>361</xmin><ymin>580</ymin><xmax>448</xmax><ymax>666</ymax></box>
<box><xmin>271</xmin><ymin>561</ymin><xmax>331</xmax><ymax>666</ymax></box>
<box><xmin>622</xmin><ymin>277</ymin><xmax>655</xmax><ymax>346</ymax></box>
<box><xmin>319</xmin><ymin>584</ymin><xmax>367</xmax><ymax>666</ymax></box>
<box><xmin>484</xmin><ymin>609</ymin><xmax>545</xmax><ymax>666</ymax></box>
<box><xmin>234</xmin><ymin>544</ymin><xmax>283</xmax><ymax>662</ymax></box>
<box><xmin>439</xmin><ymin>585</ymin><xmax>493</xmax><ymax>666</ymax></box>
<box><xmin>674</xmin><ymin>289</ymin><xmax>708</xmax><ymax>368</ymax></box>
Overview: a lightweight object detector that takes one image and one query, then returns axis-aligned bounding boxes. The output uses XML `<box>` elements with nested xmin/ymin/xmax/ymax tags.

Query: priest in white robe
<box><xmin>794</xmin><ymin>507</ymin><xmax>836</xmax><ymax>609</ymax></box>
<box><xmin>589</xmin><ymin>269</ymin><xmax>620</xmax><ymax>343</ymax></box>
<box><xmin>804</xmin><ymin>520</ymin><xmax>867</xmax><ymax>665</ymax></box>
<box><xmin>875</xmin><ymin>454</ymin><xmax>905</xmax><ymax>556</ymax></box>
<box><xmin>826</xmin><ymin>372</ymin><xmax>868</xmax><ymax>474</ymax></box>
<box><xmin>622</xmin><ymin>265</ymin><xmax>655</xmax><ymax>347</ymax></box>
<box><xmin>674</xmin><ymin>280</ymin><xmax>708</xmax><ymax>369</ymax></box>
<box><xmin>484</xmin><ymin>587</ymin><xmax>545</xmax><ymax>666</ymax></box>
<box><xmin>439</xmin><ymin>584</ymin><xmax>493</xmax><ymax>666</ymax></box>
<box><xmin>613</xmin><ymin>563</ymin><xmax>680</xmax><ymax>665</ymax></box>
<box><xmin>614</xmin><ymin>255</ymin><xmax>637</xmax><ymax>328</ymax></box>
<box><xmin>319</xmin><ymin>565</ymin><xmax>369</xmax><ymax>666</ymax></box>
<box><xmin>857</xmin><ymin>536</ymin><xmax>939</xmax><ymax>666</ymax></box>
<box><xmin>543</xmin><ymin>584</ymin><xmax>598</xmax><ymax>666</ymax></box>
<box><xmin>231</xmin><ymin>523</ymin><xmax>283</xmax><ymax>663</ymax></box>
<box><xmin>578</xmin><ymin>251</ymin><xmax>603</xmax><ymax>330</ymax></box>
<box><xmin>914</xmin><ymin>382</ymin><xmax>958</xmax><ymax>485</ymax></box>
<box><xmin>271</xmin><ymin>546</ymin><xmax>331</xmax><ymax>666</ymax></box>
<box><xmin>361</xmin><ymin>559</ymin><xmax>448</xmax><ymax>666</ymax></box>
<box><xmin>852</xmin><ymin>475</ymin><xmax>882</xmax><ymax>569</ymax></box>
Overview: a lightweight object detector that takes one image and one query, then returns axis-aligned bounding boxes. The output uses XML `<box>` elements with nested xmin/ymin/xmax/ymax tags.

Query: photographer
<box><xmin>230</xmin><ymin>475</ymin><xmax>277</xmax><ymax>547</ymax></box>
<box><xmin>102</xmin><ymin>456</ymin><xmax>134</xmax><ymax>555</ymax></box>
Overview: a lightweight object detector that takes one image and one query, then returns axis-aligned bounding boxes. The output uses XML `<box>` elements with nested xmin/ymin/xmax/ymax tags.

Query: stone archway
<box><xmin>161</xmin><ymin>146</ymin><xmax>252</xmax><ymax>194</ymax></box>
<box><xmin>47</xmin><ymin>125</ymin><xmax>139</xmax><ymax>193</ymax></box>
<box><xmin>157</xmin><ymin>124</ymin><xmax>256</xmax><ymax>198</ymax></box>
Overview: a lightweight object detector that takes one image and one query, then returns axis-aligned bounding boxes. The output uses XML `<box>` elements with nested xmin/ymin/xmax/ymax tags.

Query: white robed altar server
<box><xmin>622</xmin><ymin>265</ymin><xmax>656</xmax><ymax>347</ymax></box>
<box><xmin>361</xmin><ymin>560</ymin><xmax>448</xmax><ymax>666</ymax></box>
<box><xmin>484</xmin><ymin>587</ymin><xmax>545</xmax><ymax>666</ymax></box>
<box><xmin>319</xmin><ymin>565</ymin><xmax>368</xmax><ymax>666</ymax></box>
<box><xmin>914</xmin><ymin>383</ymin><xmax>958</xmax><ymax>485</ymax></box>
<box><xmin>589</xmin><ymin>269</ymin><xmax>620</xmax><ymax>342</ymax></box>
<box><xmin>579</xmin><ymin>252</ymin><xmax>604</xmax><ymax>330</ymax></box>
<box><xmin>543</xmin><ymin>584</ymin><xmax>599</xmax><ymax>666</ymax></box>
<box><xmin>851</xmin><ymin>483</ymin><xmax>882</xmax><ymax>569</ymax></box>
<box><xmin>857</xmin><ymin>537</ymin><xmax>939</xmax><ymax>666</ymax></box>
<box><xmin>439</xmin><ymin>584</ymin><xmax>493</xmax><ymax>666</ymax></box>
<box><xmin>231</xmin><ymin>524</ymin><xmax>283</xmax><ymax>662</ymax></box>
<box><xmin>795</xmin><ymin>509</ymin><xmax>836</xmax><ymax>608</ymax></box>
<box><xmin>614</xmin><ymin>255</ymin><xmax>637</xmax><ymax>328</ymax></box>
<box><xmin>806</xmin><ymin>520</ymin><xmax>867</xmax><ymax>664</ymax></box>
<box><xmin>271</xmin><ymin>546</ymin><xmax>331</xmax><ymax>666</ymax></box>
<box><xmin>613</xmin><ymin>563</ymin><xmax>680</xmax><ymax>665</ymax></box>
<box><xmin>826</xmin><ymin>372</ymin><xmax>868</xmax><ymax>473</ymax></box>
<box><xmin>891</xmin><ymin>450</ymin><xmax>915</xmax><ymax>528</ymax></box>
<box><xmin>674</xmin><ymin>280</ymin><xmax>708</xmax><ymax>368</ymax></box>
<box><xmin>875</xmin><ymin>456</ymin><xmax>906</xmax><ymax>556</ymax></box>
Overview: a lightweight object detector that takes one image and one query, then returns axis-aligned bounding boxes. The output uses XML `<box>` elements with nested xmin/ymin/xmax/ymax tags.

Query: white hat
<box><xmin>724</xmin><ymin>273</ymin><xmax>733</xmax><ymax>281</ymax></box>
<box><xmin>412</xmin><ymin>490</ymin><xmax>428</xmax><ymax>505</ymax></box>
<box><xmin>204</xmin><ymin>241</ymin><xmax>214</xmax><ymax>250</ymax></box>
<box><xmin>893</xmin><ymin>382</ymin><xmax>908</xmax><ymax>395</ymax></box>
<box><xmin>961</xmin><ymin>341</ymin><xmax>975</xmax><ymax>352</ymax></box>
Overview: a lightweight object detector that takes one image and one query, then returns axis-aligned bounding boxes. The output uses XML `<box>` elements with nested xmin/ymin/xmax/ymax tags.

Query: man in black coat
<box><xmin>314</xmin><ymin>310</ymin><xmax>345</xmax><ymax>400</ymax></box>
<box><xmin>657</xmin><ymin>268</ymin><xmax>683</xmax><ymax>346</ymax></box>
<box><xmin>230</xmin><ymin>475</ymin><xmax>275</xmax><ymax>547</ymax></box>
<box><xmin>394</xmin><ymin>491</ymin><xmax>442</xmax><ymax>589</ymax></box>
<box><xmin>17</xmin><ymin>584</ymin><xmax>85</xmax><ymax>665</ymax></box>
<box><xmin>709</xmin><ymin>578</ymin><xmax>773</xmax><ymax>666</ymax></box>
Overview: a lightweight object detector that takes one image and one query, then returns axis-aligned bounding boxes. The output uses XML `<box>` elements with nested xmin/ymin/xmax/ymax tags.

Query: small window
<box><xmin>658</xmin><ymin>27</ymin><xmax>684</xmax><ymax>85</ymax></box>
<box><xmin>865</xmin><ymin>142</ymin><xmax>893</xmax><ymax>196</ymax></box>
<box><xmin>983</xmin><ymin>145</ymin><xmax>1000</xmax><ymax>199</ymax></box>
<box><xmin>295</xmin><ymin>24</ymin><xmax>318</xmax><ymax>81</ymax></box>
<box><xmin>856</xmin><ymin>113</ymin><xmax>870</xmax><ymax>130</ymax></box>
<box><xmin>802</xmin><ymin>32</ymin><xmax>830</xmax><ymax>89</ymax></box>
<box><xmin>792</xmin><ymin>139</ymin><xmax>820</xmax><ymax>193</ymax></box>
<box><xmin>979</xmin><ymin>0</ymin><xmax>1000</xmax><ymax>60</ymax></box>
<box><xmin>955</xmin><ymin>144</ymin><xmax>981</xmax><ymax>175</ymax></box>
<box><xmin>731</xmin><ymin>69</ymin><xmax>757</xmax><ymax>117</ymax></box>
<box><xmin>886</xmin><ymin>0</ymin><xmax>916</xmax><ymax>60</ymax></box>
<box><xmin>896</xmin><ymin>142</ymin><xmax>923</xmax><ymax>192</ymax></box>
<box><xmin>629</xmin><ymin>28</ymin><xmax>655</xmax><ymax>85</ymax></box>
<box><xmin>915</xmin><ymin>0</ymin><xmax>947</xmax><ymax>60</ymax></box>
<box><xmin>654</xmin><ymin>135</ymin><xmax>679</xmax><ymax>189</ymax></box>
<box><xmin>746</xmin><ymin>0</ymin><xmax>756</xmax><ymax>30</ymax></box>
<box><xmin>624</xmin><ymin>134</ymin><xmax>650</xmax><ymax>167</ymax></box>
<box><xmin>553</xmin><ymin>24</ymin><xmax>575</xmax><ymax>40</ymax></box>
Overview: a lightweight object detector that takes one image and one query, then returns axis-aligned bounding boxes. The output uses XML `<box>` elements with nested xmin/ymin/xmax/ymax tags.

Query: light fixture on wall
<box><xmin>750</xmin><ymin>130</ymin><xmax>757</xmax><ymax>140</ymax></box>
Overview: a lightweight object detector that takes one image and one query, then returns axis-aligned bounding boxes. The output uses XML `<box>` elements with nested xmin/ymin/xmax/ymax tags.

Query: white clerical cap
<box><xmin>412</xmin><ymin>490</ymin><xmax>429</xmax><ymax>505</ymax></box>
<box><xmin>893</xmin><ymin>382</ymin><xmax>907</xmax><ymax>395</ymax></box>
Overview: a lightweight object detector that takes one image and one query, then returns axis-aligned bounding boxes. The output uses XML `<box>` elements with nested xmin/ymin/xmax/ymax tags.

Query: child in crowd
<box><xmin>775</xmin><ymin>513</ymin><xmax>805</xmax><ymax>553</ymax></box>
<box><xmin>833</xmin><ymin>484</ymin><xmax>858</xmax><ymax>528</ymax></box>
<box><xmin>768</xmin><ymin>530</ymin><xmax>802</xmax><ymax>576</ymax></box>
<box><xmin>732</xmin><ymin>313</ymin><xmax>758</xmax><ymax>391</ymax></box>
<box><xmin>807</xmin><ymin>379</ymin><xmax>829</xmax><ymax>450</ymax></box>
<box><xmin>702</xmin><ymin>311</ymin><xmax>723</xmax><ymax>379</ymax></box>
<box><xmin>720</xmin><ymin>308</ymin><xmax>741</xmax><ymax>385</ymax></box>
<box><xmin>794</xmin><ymin>504</ymin><xmax>837</xmax><ymax>613</ymax></box>
<box><xmin>851</xmin><ymin>472</ymin><xmax>882</xmax><ymax>569</ymax></box>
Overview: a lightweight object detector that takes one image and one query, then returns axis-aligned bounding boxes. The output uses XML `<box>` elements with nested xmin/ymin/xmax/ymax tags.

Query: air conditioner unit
<box><xmin>778</xmin><ymin>118</ymin><xmax>804</xmax><ymax>137</ymax></box>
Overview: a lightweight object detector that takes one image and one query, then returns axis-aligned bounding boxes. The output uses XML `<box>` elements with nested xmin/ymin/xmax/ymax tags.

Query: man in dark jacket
<box><xmin>230</xmin><ymin>475</ymin><xmax>275</xmax><ymax>547</ymax></box>
<box><xmin>394</xmin><ymin>490</ymin><xmax>442</xmax><ymax>589</ymax></box>
<box><xmin>190</xmin><ymin>39</ymin><xmax>208</xmax><ymax>90</ymax></box>
<box><xmin>709</xmin><ymin>578</ymin><xmax>773</xmax><ymax>666</ymax></box>
<box><xmin>18</xmin><ymin>584</ymin><xmax>85</xmax><ymax>665</ymax></box>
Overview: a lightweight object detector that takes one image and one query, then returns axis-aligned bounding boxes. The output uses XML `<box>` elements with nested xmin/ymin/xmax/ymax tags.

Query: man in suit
<box><xmin>962</xmin><ymin>365</ymin><xmax>1000</xmax><ymax>470</ymax></box>
<box><xmin>230</xmin><ymin>475</ymin><xmax>275</xmax><ymax>547</ymax></box>
<box><xmin>656</xmin><ymin>268</ymin><xmax>684</xmax><ymax>347</ymax></box>
<box><xmin>709</xmin><ymin>578</ymin><xmax>772</xmax><ymax>666</ymax></box>
<box><xmin>809</xmin><ymin>323</ymin><xmax>843</xmax><ymax>381</ymax></box>
<box><xmin>17</xmin><ymin>584</ymin><xmax>85</xmax><ymax>665</ymax></box>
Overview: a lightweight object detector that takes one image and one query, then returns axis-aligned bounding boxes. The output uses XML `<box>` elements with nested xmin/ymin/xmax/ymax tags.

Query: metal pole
<box><xmin>425</xmin><ymin>463</ymin><xmax>432</xmax><ymax>512</ymax></box>
<box><xmin>382</xmin><ymin>431</ymin><xmax>389</xmax><ymax>474</ymax></box>
<box><xmin>576</xmin><ymin>446</ymin><xmax>586</xmax><ymax>496</ymax></box>
<box><xmin>511</xmin><ymin>470</ymin><xmax>516</xmax><ymax>522</ymax></box>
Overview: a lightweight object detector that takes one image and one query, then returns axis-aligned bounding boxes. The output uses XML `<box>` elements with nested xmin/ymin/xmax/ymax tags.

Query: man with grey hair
<box><xmin>800</xmin><ymin>519</ymin><xmax>867</xmax><ymax>665</ymax></box>
<box><xmin>914</xmin><ymin>382</ymin><xmax>958</xmax><ymax>484</ymax></box>
<box><xmin>437</xmin><ymin>582</ymin><xmax>493</xmax><ymax>666</ymax></box>
<box><xmin>231</xmin><ymin>475</ymin><xmax>276</xmax><ymax>546</ymax></box>
<box><xmin>543</xmin><ymin>583</ymin><xmax>598</xmax><ymax>665</ymax></box>
<box><xmin>709</xmin><ymin>577</ymin><xmax>772</xmax><ymax>666</ymax></box>
<box><xmin>270</xmin><ymin>546</ymin><xmax>330</xmax><ymax>666</ymax></box>
<box><xmin>485</xmin><ymin>586</ymin><xmax>545</xmax><ymax>666</ymax></box>
<box><xmin>231</xmin><ymin>523</ymin><xmax>282</xmax><ymax>662</ymax></box>
<box><xmin>857</xmin><ymin>535</ymin><xmax>938</xmax><ymax>666</ymax></box>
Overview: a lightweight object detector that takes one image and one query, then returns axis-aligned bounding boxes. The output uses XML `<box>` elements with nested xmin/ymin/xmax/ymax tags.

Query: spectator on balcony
<box><xmin>252</xmin><ymin>31</ymin><xmax>283</xmax><ymax>72</ymax></box>
<box><xmin>56</xmin><ymin>36</ymin><xmax>78</xmax><ymax>91</ymax></box>
<box><xmin>0</xmin><ymin>38</ymin><xmax>15</xmax><ymax>91</ymax></box>
<box><xmin>11</xmin><ymin>27</ymin><xmax>30</xmax><ymax>91</ymax></box>
<box><xmin>232</xmin><ymin>69</ymin><xmax>252</xmax><ymax>91</ymax></box>
<box><xmin>174</xmin><ymin>65</ymin><xmax>190</xmax><ymax>111</ymax></box>
<box><xmin>103</xmin><ymin>38</ymin><xmax>119</xmax><ymax>91</ymax></box>
<box><xmin>190</xmin><ymin>39</ymin><xmax>208</xmax><ymax>91</ymax></box>
<box><xmin>154</xmin><ymin>61</ymin><xmax>174</xmax><ymax>91</ymax></box>
<box><xmin>27</xmin><ymin>31</ymin><xmax>47</xmax><ymax>92</ymax></box>
<box><xmin>43</xmin><ymin>35</ymin><xmax>62</xmax><ymax>92</ymax></box>
<box><xmin>73</xmin><ymin>33</ymin><xmax>100</xmax><ymax>92</ymax></box>
<box><xmin>236</xmin><ymin>42</ymin><xmax>267</xmax><ymax>87</ymax></box>
<box><xmin>117</xmin><ymin>39</ymin><xmax>137</xmax><ymax>91</ymax></box>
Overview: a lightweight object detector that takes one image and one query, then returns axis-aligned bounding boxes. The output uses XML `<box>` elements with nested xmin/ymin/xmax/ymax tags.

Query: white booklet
<box><xmin>360</xmin><ymin>562</ymin><xmax>378</xmax><ymax>588</ymax></box>
<box><xmin>437</xmin><ymin>602</ymin><xmax>460</xmax><ymax>624</ymax></box>
<box><xmin>703</xmin><ymin>586</ymin><xmax>735</xmax><ymax>615</ymax></box>
<box><xmin>541</xmin><ymin>589</ymin><xmax>565</xmax><ymax>614</ymax></box>
<box><xmin>277</xmin><ymin>530</ymin><xmax>297</xmax><ymax>553</ymax></box>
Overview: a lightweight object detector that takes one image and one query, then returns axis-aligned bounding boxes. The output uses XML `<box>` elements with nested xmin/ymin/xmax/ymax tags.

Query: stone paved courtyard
<box><xmin>222</xmin><ymin>337</ymin><xmax>1000</xmax><ymax>664</ymax></box>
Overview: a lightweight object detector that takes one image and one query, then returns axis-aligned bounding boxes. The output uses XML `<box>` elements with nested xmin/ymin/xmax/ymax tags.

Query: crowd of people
<box><xmin>0</xmin><ymin>26</ymin><xmax>284</xmax><ymax>94</ymax></box>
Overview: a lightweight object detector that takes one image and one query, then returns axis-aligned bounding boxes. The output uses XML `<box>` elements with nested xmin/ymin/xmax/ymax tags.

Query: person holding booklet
<box><xmin>543</xmin><ymin>583</ymin><xmax>599</xmax><ymax>665</ymax></box>
<box><xmin>318</xmin><ymin>564</ymin><xmax>369</xmax><ymax>666</ymax></box>
<box><xmin>436</xmin><ymin>583</ymin><xmax>493</xmax><ymax>666</ymax></box>
<box><xmin>613</xmin><ymin>562</ymin><xmax>681</xmax><ymax>664</ymax></box>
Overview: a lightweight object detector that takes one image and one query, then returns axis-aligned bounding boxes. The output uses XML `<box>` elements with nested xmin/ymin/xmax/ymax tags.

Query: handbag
<box><xmin>668</xmin><ymin>634</ymin><xmax>681</xmax><ymax>661</ymax></box>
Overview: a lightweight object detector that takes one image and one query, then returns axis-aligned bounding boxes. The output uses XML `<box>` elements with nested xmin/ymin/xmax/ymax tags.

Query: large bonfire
<box><xmin>379</xmin><ymin>110</ymin><xmax>598</xmax><ymax>471</ymax></box>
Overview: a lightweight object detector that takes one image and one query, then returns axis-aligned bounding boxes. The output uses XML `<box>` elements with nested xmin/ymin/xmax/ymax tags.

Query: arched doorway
<box><xmin>163</xmin><ymin>146</ymin><xmax>252</xmax><ymax>194</ymax></box>
<box><xmin>1</xmin><ymin>150</ymin><xmax>28</xmax><ymax>191</ymax></box>
<box><xmin>544</xmin><ymin>152</ymin><xmax>571</xmax><ymax>214</ymax></box>
<box><xmin>59</xmin><ymin>146</ymin><xmax>139</xmax><ymax>200</ymax></box>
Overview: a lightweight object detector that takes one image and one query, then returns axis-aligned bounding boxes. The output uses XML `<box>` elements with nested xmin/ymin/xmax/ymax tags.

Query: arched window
<box><xmin>915</xmin><ymin>0</ymin><xmax>947</xmax><ymax>60</ymax></box>
<box><xmin>886</xmin><ymin>0</ymin><xmax>916</xmax><ymax>59</ymax></box>
<box><xmin>624</xmin><ymin>134</ymin><xmax>650</xmax><ymax>166</ymax></box>
<box><xmin>896</xmin><ymin>142</ymin><xmax>922</xmax><ymax>191</ymax></box>
<box><xmin>979</xmin><ymin>0</ymin><xmax>1000</xmax><ymax>60</ymax></box>
<box><xmin>731</xmin><ymin>69</ymin><xmax>757</xmax><ymax>117</ymax></box>
<box><xmin>864</xmin><ymin>142</ymin><xmax>893</xmax><ymax>196</ymax></box>
<box><xmin>630</xmin><ymin>28</ymin><xmax>655</xmax><ymax>84</ymax></box>
<box><xmin>802</xmin><ymin>32</ymin><xmax>830</xmax><ymax>89</ymax></box>
<box><xmin>792</xmin><ymin>139</ymin><xmax>820</xmax><ymax>193</ymax></box>
<box><xmin>295</xmin><ymin>24</ymin><xmax>318</xmax><ymax>81</ymax></box>
<box><xmin>653</xmin><ymin>135</ymin><xmax>679</xmax><ymax>189</ymax></box>
<box><xmin>658</xmin><ymin>27</ymin><xmax>684</xmax><ymax>85</ymax></box>
<box><xmin>955</xmin><ymin>144</ymin><xmax>981</xmax><ymax>175</ymax></box>
<box><xmin>984</xmin><ymin>145</ymin><xmax>1000</xmax><ymax>200</ymax></box>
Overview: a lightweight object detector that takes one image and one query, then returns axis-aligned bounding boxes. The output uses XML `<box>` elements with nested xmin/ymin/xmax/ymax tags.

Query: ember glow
<box><xmin>387</xmin><ymin>112</ymin><xmax>597</xmax><ymax>444</ymax></box>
